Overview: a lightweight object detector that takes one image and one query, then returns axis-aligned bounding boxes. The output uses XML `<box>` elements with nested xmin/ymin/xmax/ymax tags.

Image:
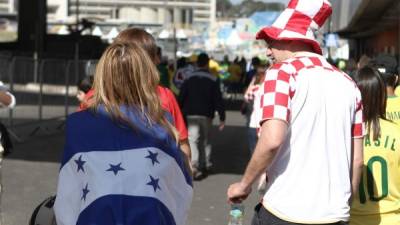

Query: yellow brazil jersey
<box><xmin>395</xmin><ymin>87</ymin><xmax>400</xmax><ymax>97</ymax></box>
<box><xmin>386</xmin><ymin>96</ymin><xmax>400</xmax><ymax>124</ymax></box>
<box><xmin>350</xmin><ymin>119</ymin><xmax>400</xmax><ymax>225</ymax></box>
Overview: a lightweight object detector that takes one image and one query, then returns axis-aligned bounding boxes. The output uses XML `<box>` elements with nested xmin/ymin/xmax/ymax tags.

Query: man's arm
<box><xmin>351</xmin><ymin>137</ymin><xmax>364</xmax><ymax>199</ymax></box>
<box><xmin>227</xmin><ymin>119</ymin><xmax>288</xmax><ymax>203</ymax></box>
<box><xmin>0</xmin><ymin>91</ymin><xmax>15</xmax><ymax>108</ymax></box>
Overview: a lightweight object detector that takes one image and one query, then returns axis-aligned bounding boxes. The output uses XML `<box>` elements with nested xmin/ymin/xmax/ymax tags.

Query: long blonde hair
<box><xmin>92</xmin><ymin>42</ymin><xmax>178</xmax><ymax>142</ymax></box>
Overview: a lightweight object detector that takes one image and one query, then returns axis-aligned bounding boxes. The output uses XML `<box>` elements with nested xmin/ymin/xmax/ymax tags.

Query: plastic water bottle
<box><xmin>228</xmin><ymin>203</ymin><xmax>244</xmax><ymax>225</ymax></box>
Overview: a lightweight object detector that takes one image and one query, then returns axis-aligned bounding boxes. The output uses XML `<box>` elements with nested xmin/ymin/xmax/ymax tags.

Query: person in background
<box><xmin>167</xmin><ymin>59</ymin><xmax>178</xmax><ymax>94</ymax></box>
<box><xmin>228</xmin><ymin>57</ymin><xmax>243</xmax><ymax>83</ymax></box>
<box><xmin>219</xmin><ymin>55</ymin><xmax>231</xmax><ymax>81</ymax></box>
<box><xmin>76</xmin><ymin>75</ymin><xmax>94</xmax><ymax>111</ymax></box>
<box><xmin>370</xmin><ymin>54</ymin><xmax>400</xmax><ymax>124</ymax></box>
<box><xmin>357</xmin><ymin>54</ymin><xmax>371</xmax><ymax>69</ymax></box>
<box><xmin>209</xmin><ymin>56</ymin><xmax>221</xmax><ymax>78</ymax></box>
<box><xmin>350</xmin><ymin>66</ymin><xmax>400</xmax><ymax>225</ymax></box>
<box><xmin>157</xmin><ymin>47</ymin><xmax>170</xmax><ymax>88</ymax></box>
<box><xmin>227</xmin><ymin>0</ymin><xmax>364</xmax><ymax>224</ymax></box>
<box><xmin>239</xmin><ymin>57</ymin><xmax>247</xmax><ymax>83</ymax></box>
<box><xmin>173</xmin><ymin>57</ymin><xmax>192</xmax><ymax>93</ymax></box>
<box><xmin>115</xmin><ymin>28</ymin><xmax>192</xmax><ymax>173</ymax></box>
<box><xmin>0</xmin><ymin>82</ymin><xmax>15</xmax><ymax>224</ymax></box>
<box><xmin>243</xmin><ymin>60</ymin><xmax>269</xmax><ymax>156</ymax></box>
<box><xmin>243</xmin><ymin>60</ymin><xmax>269</xmax><ymax>193</ymax></box>
<box><xmin>54</xmin><ymin>42</ymin><xmax>193</xmax><ymax>225</ymax></box>
<box><xmin>244</xmin><ymin>57</ymin><xmax>261</xmax><ymax>87</ymax></box>
<box><xmin>179</xmin><ymin>53</ymin><xmax>225</xmax><ymax>180</ymax></box>
<box><xmin>345</xmin><ymin>58</ymin><xmax>357</xmax><ymax>78</ymax></box>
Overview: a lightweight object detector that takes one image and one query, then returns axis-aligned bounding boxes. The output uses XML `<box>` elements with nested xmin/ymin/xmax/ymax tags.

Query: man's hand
<box><xmin>227</xmin><ymin>182</ymin><xmax>252</xmax><ymax>204</ymax></box>
<box><xmin>0</xmin><ymin>91</ymin><xmax>12</xmax><ymax>107</ymax></box>
<box><xmin>219</xmin><ymin>121</ymin><xmax>225</xmax><ymax>131</ymax></box>
<box><xmin>226</xmin><ymin>119</ymin><xmax>287</xmax><ymax>206</ymax></box>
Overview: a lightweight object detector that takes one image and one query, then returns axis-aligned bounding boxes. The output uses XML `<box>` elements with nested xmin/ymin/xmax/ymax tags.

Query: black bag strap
<box><xmin>29</xmin><ymin>195</ymin><xmax>56</xmax><ymax>225</ymax></box>
<box><xmin>0</xmin><ymin>122</ymin><xmax>12</xmax><ymax>156</ymax></box>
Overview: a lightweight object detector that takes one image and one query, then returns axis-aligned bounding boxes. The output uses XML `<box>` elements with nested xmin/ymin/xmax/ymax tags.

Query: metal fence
<box><xmin>0</xmin><ymin>53</ymin><xmax>98</xmax><ymax>141</ymax></box>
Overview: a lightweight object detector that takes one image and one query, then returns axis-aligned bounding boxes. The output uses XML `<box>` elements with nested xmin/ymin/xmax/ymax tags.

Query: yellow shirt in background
<box><xmin>350</xmin><ymin>119</ymin><xmax>400</xmax><ymax>225</ymax></box>
<box><xmin>227</xmin><ymin>64</ymin><xmax>242</xmax><ymax>82</ymax></box>
<box><xmin>386</xmin><ymin>96</ymin><xmax>400</xmax><ymax>124</ymax></box>
<box><xmin>209</xmin><ymin>59</ymin><xmax>220</xmax><ymax>78</ymax></box>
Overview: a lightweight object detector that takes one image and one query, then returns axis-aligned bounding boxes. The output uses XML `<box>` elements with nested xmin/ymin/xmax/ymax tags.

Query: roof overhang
<box><xmin>337</xmin><ymin>0</ymin><xmax>399</xmax><ymax>38</ymax></box>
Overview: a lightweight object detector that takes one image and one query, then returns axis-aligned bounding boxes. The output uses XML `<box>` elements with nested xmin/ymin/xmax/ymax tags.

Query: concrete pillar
<box><xmin>140</xmin><ymin>7</ymin><xmax>157</xmax><ymax>24</ymax></box>
<box><xmin>210</xmin><ymin>0</ymin><xmax>216</xmax><ymax>26</ymax></box>
<box><xmin>164</xmin><ymin>8</ymin><xmax>173</xmax><ymax>27</ymax></box>
<box><xmin>173</xmin><ymin>8</ymin><xmax>182</xmax><ymax>27</ymax></box>
<box><xmin>158</xmin><ymin>8</ymin><xmax>165</xmax><ymax>24</ymax></box>
<box><xmin>119</xmin><ymin>7</ymin><xmax>140</xmax><ymax>21</ymax></box>
<box><xmin>185</xmin><ymin>9</ymin><xmax>191</xmax><ymax>25</ymax></box>
<box><xmin>8</xmin><ymin>0</ymin><xmax>14</xmax><ymax>13</ymax></box>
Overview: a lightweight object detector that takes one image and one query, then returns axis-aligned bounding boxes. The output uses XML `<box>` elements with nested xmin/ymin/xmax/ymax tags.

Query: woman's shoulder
<box><xmin>66</xmin><ymin>109</ymin><xmax>111</xmax><ymax>134</ymax></box>
<box><xmin>67</xmin><ymin>110</ymin><xmax>96</xmax><ymax>123</ymax></box>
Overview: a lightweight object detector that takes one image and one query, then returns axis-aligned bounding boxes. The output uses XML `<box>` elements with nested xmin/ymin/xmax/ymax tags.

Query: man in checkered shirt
<box><xmin>227</xmin><ymin>0</ymin><xmax>364</xmax><ymax>225</ymax></box>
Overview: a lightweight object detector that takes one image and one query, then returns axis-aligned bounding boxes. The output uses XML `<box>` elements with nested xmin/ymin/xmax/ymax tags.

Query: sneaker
<box><xmin>193</xmin><ymin>171</ymin><xmax>206</xmax><ymax>181</ymax></box>
<box><xmin>204</xmin><ymin>167</ymin><xmax>214</xmax><ymax>175</ymax></box>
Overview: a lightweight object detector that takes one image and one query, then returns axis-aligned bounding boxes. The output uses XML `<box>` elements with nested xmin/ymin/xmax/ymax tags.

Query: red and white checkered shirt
<box><xmin>259</xmin><ymin>52</ymin><xmax>365</xmax><ymax>223</ymax></box>
<box><xmin>259</xmin><ymin>53</ymin><xmax>364</xmax><ymax>138</ymax></box>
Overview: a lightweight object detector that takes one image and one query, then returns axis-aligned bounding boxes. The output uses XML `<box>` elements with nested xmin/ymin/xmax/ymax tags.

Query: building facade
<box><xmin>336</xmin><ymin>0</ymin><xmax>399</xmax><ymax>62</ymax></box>
<box><xmin>0</xmin><ymin>0</ymin><xmax>16</xmax><ymax>14</ymax></box>
<box><xmin>327</xmin><ymin>0</ymin><xmax>362</xmax><ymax>32</ymax></box>
<box><xmin>48</xmin><ymin>0</ymin><xmax>216</xmax><ymax>28</ymax></box>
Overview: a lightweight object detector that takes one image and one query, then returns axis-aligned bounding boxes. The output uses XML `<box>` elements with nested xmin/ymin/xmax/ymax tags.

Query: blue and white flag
<box><xmin>54</xmin><ymin>107</ymin><xmax>193</xmax><ymax>225</ymax></box>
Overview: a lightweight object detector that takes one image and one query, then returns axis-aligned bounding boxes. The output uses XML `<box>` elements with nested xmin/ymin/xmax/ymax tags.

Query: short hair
<box><xmin>115</xmin><ymin>28</ymin><xmax>158</xmax><ymax>63</ymax></box>
<box><xmin>358</xmin><ymin>54</ymin><xmax>371</xmax><ymax>69</ymax></box>
<box><xmin>197</xmin><ymin>53</ymin><xmax>209</xmax><ymax>67</ymax></box>
<box><xmin>370</xmin><ymin>54</ymin><xmax>398</xmax><ymax>87</ymax></box>
<box><xmin>251</xmin><ymin>57</ymin><xmax>260</xmax><ymax>67</ymax></box>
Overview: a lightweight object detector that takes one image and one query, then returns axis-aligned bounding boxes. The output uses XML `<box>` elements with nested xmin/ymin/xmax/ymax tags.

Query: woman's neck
<box><xmin>387</xmin><ymin>86</ymin><xmax>396</xmax><ymax>97</ymax></box>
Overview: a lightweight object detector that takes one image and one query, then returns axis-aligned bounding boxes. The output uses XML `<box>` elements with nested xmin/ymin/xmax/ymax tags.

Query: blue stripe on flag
<box><xmin>76</xmin><ymin>195</ymin><xmax>176</xmax><ymax>225</ymax></box>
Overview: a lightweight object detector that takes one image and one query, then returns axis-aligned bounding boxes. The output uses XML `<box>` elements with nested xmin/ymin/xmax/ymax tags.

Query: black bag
<box><xmin>240</xmin><ymin>102</ymin><xmax>249</xmax><ymax>115</ymax></box>
<box><xmin>29</xmin><ymin>195</ymin><xmax>57</xmax><ymax>225</ymax></box>
<box><xmin>0</xmin><ymin>122</ymin><xmax>13</xmax><ymax>157</ymax></box>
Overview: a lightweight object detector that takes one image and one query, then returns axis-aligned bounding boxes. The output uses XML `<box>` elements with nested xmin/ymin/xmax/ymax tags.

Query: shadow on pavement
<box><xmin>210</xmin><ymin>125</ymin><xmax>250</xmax><ymax>175</ymax></box>
<box><xmin>6</xmin><ymin>131</ymin><xmax>64</xmax><ymax>163</ymax></box>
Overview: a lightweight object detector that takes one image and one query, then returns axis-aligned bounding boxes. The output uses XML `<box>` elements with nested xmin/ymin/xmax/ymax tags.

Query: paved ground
<box><xmin>2</xmin><ymin>110</ymin><xmax>261</xmax><ymax>225</ymax></box>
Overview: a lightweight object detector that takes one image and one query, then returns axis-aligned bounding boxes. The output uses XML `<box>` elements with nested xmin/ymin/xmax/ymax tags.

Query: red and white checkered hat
<box><xmin>256</xmin><ymin>0</ymin><xmax>332</xmax><ymax>55</ymax></box>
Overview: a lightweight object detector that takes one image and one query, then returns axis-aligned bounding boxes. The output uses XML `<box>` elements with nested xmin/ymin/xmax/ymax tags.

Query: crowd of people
<box><xmin>49</xmin><ymin>0</ymin><xmax>400</xmax><ymax>224</ymax></box>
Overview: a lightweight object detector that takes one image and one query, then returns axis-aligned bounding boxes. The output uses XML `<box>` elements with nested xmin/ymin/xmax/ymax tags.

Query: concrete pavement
<box><xmin>2</xmin><ymin>110</ymin><xmax>260</xmax><ymax>225</ymax></box>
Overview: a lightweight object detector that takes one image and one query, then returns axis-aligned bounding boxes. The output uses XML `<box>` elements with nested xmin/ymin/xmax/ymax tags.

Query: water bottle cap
<box><xmin>230</xmin><ymin>209</ymin><xmax>243</xmax><ymax>218</ymax></box>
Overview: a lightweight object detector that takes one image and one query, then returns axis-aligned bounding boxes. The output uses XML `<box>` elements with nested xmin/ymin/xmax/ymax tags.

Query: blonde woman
<box><xmin>54</xmin><ymin>42</ymin><xmax>193</xmax><ymax>225</ymax></box>
<box><xmin>115</xmin><ymin>28</ymin><xmax>192</xmax><ymax>174</ymax></box>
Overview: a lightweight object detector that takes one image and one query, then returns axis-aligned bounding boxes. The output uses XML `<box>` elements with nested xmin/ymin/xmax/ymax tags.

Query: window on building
<box><xmin>0</xmin><ymin>0</ymin><xmax>18</xmax><ymax>42</ymax></box>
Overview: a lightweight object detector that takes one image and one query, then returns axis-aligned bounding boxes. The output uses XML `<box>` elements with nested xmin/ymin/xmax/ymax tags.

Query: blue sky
<box><xmin>230</xmin><ymin>0</ymin><xmax>289</xmax><ymax>5</ymax></box>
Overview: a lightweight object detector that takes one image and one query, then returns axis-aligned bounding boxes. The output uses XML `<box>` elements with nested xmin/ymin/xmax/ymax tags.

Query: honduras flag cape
<box><xmin>54</xmin><ymin>106</ymin><xmax>193</xmax><ymax>225</ymax></box>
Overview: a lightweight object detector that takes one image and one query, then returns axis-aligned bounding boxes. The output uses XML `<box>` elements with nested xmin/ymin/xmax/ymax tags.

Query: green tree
<box><xmin>216</xmin><ymin>0</ymin><xmax>233</xmax><ymax>18</ymax></box>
